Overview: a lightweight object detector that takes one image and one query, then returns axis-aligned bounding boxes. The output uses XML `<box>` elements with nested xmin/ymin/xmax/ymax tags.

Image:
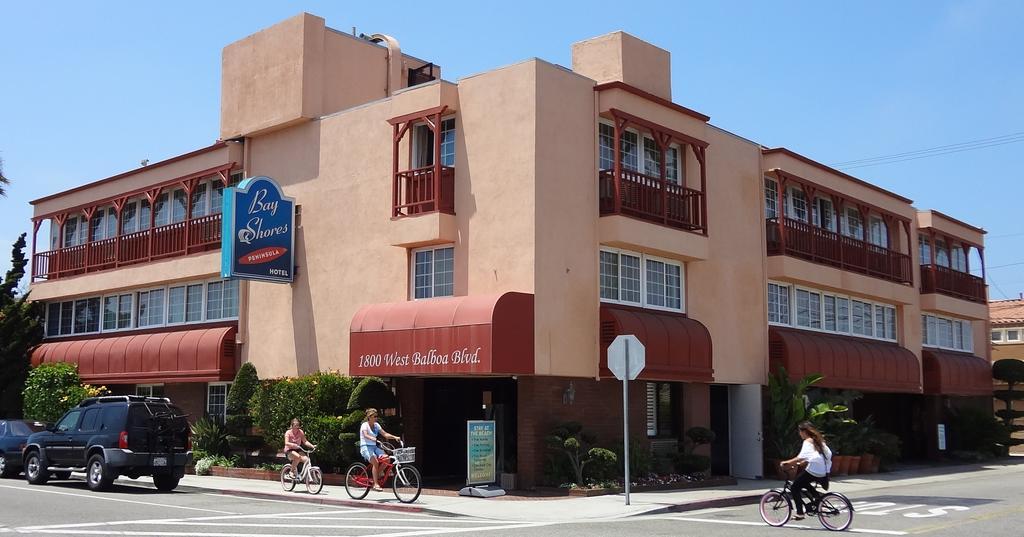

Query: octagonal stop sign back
<box><xmin>607</xmin><ymin>334</ymin><xmax>645</xmax><ymax>381</ymax></box>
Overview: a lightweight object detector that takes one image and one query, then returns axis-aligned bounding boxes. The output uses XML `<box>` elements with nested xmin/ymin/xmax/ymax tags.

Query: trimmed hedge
<box><xmin>250</xmin><ymin>372</ymin><xmax>356</xmax><ymax>457</ymax></box>
<box><xmin>226</xmin><ymin>363</ymin><xmax>259</xmax><ymax>416</ymax></box>
<box><xmin>348</xmin><ymin>377</ymin><xmax>397</xmax><ymax>410</ymax></box>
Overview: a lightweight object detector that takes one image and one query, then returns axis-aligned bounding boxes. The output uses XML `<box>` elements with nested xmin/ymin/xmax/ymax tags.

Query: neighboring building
<box><xmin>26</xmin><ymin>13</ymin><xmax>992</xmax><ymax>486</ymax></box>
<box><xmin>991</xmin><ymin>297</ymin><xmax>1024</xmax><ymax>451</ymax></box>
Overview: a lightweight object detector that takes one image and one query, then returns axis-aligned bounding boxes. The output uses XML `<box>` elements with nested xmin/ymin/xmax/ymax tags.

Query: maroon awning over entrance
<box><xmin>922</xmin><ymin>349</ymin><xmax>992</xmax><ymax>397</ymax></box>
<box><xmin>769</xmin><ymin>326</ymin><xmax>921</xmax><ymax>393</ymax></box>
<box><xmin>599</xmin><ymin>304</ymin><xmax>713</xmax><ymax>382</ymax></box>
<box><xmin>31</xmin><ymin>326</ymin><xmax>237</xmax><ymax>384</ymax></box>
<box><xmin>349</xmin><ymin>292</ymin><xmax>534</xmax><ymax>376</ymax></box>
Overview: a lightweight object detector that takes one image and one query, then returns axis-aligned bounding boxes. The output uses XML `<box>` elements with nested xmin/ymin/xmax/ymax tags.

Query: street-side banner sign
<box><xmin>221</xmin><ymin>176</ymin><xmax>295</xmax><ymax>283</ymax></box>
<box><xmin>466</xmin><ymin>420</ymin><xmax>496</xmax><ymax>486</ymax></box>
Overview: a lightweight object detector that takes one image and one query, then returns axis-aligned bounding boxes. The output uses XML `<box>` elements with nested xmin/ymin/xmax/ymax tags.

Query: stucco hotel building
<box><xmin>27</xmin><ymin>14</ymin><xmax>993</xmax><ymax>486</ymax></box>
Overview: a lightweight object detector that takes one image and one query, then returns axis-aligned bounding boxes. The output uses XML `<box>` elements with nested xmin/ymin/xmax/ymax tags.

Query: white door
<box><xmin>728</xmin><ymin>384</ymin><xmax>763</xmax><ymax>479</ymax></box>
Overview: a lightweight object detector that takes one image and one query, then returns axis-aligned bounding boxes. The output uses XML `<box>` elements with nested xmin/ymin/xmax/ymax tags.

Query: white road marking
<box><xmin>374</xmin><ymin>522</ymin><xmax>556</xmax><ymax>537</ymax></box>
<box><xmin>19</xmin><ymin>531</ymin><xmax>343</xmax><ymax>537</ymax></box>
<box><xmin>258</xmin><ymin>516</ymin><xmax>520</xmax><ymax>524</ymax></box>
<box><xmin>200</xmin><ymin>491</ymin><xmax>358</xmax><ymax>508</ymax></box>
<box><xmin>859</xmin><ymin>504</ymin><xmax>926</xmax><ymax>516</ymax></box>
<box><xmin>0</xmin><ymin>484</ymin><xmax>236</xmax><ymax>515</ymax></box>
<box><xmin>666</xmin><ymin>516</ymin><xmax>909</xmax><ymax>535</ymax></box>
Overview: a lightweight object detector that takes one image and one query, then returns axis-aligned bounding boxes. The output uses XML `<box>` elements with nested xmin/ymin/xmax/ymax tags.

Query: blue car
<box><xmin>0</xmin><ymin>420</ymin><xmax>47</xmax><ymax>478</ymax></box>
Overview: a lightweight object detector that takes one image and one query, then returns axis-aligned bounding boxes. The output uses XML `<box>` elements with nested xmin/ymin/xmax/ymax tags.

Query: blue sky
<box><xmin>1</xmin><ymin>1</ymin><xmax>1022</xmax><ymax>298</ymax></box>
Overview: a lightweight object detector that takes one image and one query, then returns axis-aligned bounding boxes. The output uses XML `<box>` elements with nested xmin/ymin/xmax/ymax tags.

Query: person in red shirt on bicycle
<box><xmin>284</xmin><ymin>418</ymin><xmax>316</xmax><ymax>477</ymax></box>
<box><xmin>360</xmin><ymin>408</ymin><xmax>399</xmax><ymax>491</ymax></box>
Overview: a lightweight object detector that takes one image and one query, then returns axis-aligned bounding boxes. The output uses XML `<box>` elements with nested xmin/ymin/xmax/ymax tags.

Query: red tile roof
<box><xmin>990</xmin><ymin>298</ymin><xmax>1024</xmax><ymax>325</ymax></box>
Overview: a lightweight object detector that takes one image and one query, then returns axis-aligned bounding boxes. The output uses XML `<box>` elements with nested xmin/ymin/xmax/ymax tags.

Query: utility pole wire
<box><xmin>838</xmin><ymin>137</ymin><xmax>1024</xmax><ymax>170</ymax></box>
<box><xmin>831</xmin><ymin>131</ymin><xmax>1024</xmax><ymax>166</ymax></box>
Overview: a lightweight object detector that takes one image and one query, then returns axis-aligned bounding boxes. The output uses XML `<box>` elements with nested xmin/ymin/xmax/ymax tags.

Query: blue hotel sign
<box><xmin>221</xmin><ymin>176</ymin><xmax>295</xmax><ymax>283</ymax></box>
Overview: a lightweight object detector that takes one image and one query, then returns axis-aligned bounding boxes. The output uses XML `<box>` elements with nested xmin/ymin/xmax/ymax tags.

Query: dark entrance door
<box><xmin>709</xmin><ymin>385</ymin><xmax>730</xmax><ymax>476</ymax></box>
<box><xmin>421</xmin><ymin>377</ymin><xmax>517</xmax><ymax>482</ymax></box>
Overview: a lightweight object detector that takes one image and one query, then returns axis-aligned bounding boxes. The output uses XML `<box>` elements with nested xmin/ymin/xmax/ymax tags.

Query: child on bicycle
<box><xmin>360</xmin><ymin>408</ymin><xmax>400</xmax><ymax>491</ymax></box>
<box><xmin>284</xmin><ymin>418</ymin><xmax>317</xmax><ymax>477</ymax></box>
<box><xmin>780</xmin><ymin>421</ymin><xmax>832</xmax><ymax>520</ymax></box>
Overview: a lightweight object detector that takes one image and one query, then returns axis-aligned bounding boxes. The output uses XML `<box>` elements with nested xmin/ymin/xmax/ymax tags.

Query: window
<box><xmin>598</xmin><ymin>121</ymin><xmax>682</xmax><ymax>183</ymax></box>
<box><xmin>136</xmin><ymin>385</ymin><xmax>164</xmax><ymax>398</ymax></box>
<box><xmin>935</xmin><ymin>240</ymin><xmax>950</xmax><ymax>267</ymax></box>
<box><xmin>46</xmin><ymin>303</ymin><xmax>61</xmax><ymax>337</ymax></box>
<box><xmin>646</xmin><ymin>382</ymin><xmax>676</xmax><ymax>437</ymax></box>
<box><xmin>55</xmin><ymin>409</ymin><xmax>82</xmax><ymax>433</ymax></box>
<box><xmin>78</xmin><ymin>408</ymin><xmax>101</xmax><ymax>432</ymax></box>
<box><xmin>823</xmin><ymin>295</ymin><xmax>837</xmax><ymax>331</ymax></box>
<box><xmin>171</xmin><ymin>189</ymin><xmax>187</xmax><ymax>223</ymax></box>
<box><xmin>815</xmin><ymin>198</ymin><xmax>835</xmax><ymax>231</ymax></box>
<box><xmin>764</xmin><ymin>178</ymin><xmax>779</xmax><ymax>219</ymax></box>
<box><xmin>767</xmin><ymin>283</ymin><xmax>790</xmax><ymax>324</ymax></box>
<box><xmin>788</xmin><ymin>188</ymin><xmax>809</xmax><ymax>222</ymax></box>
<box><xmin>643</xmin><ymin>137</ymin><xmax>661</xmax><ymax>178</ymax></box>
<box><xmin>620</xmin><ymin>130</ymin><xmax>639</xmax><ymax>171</ymax></box>
<box><xmin>869</xmin><ymin>217</ymin><xmax>888</xmax><ymax>248</ymax></box>
<box><xmin>60</xmin><ymin>302</ymin><xmax>73</xmax><ymax>335</ymax></box>
<box><xmin>851</xmin><ymin>300</ymin><xmax>865</xmax><ymax>335</ymax></box>
<box><xmin>950</xmin><ymin>247</ymin><xmax>967</xmax><ymax>272</ymax></box>
<box><xmin>874</xmin><ymin>305</ymin><xmax>885</xmax><ymax>339</ymax></box>
<box><xmin>412</xmin><ymin>118</ymin><xmax>456</xmax><ymax>168</ymax></box>
<box><xmin>412</xmin><ymin>246</ymin><xmax>455</xmax><ymax>299</ymax></box>
<box><xmin>90</xmin><ymin>207</ymin><xmax>118</xmax><ymax>242</ymax></box>
<box><xmin>103</xmin><ymin>296</ymin><xmax>118</xmax><ymax>331</ymax></box>
<box><xmin>665</xmin><ymin>145</ymin><xmax>681</xmax><ymax>184</ymax></box>
<box><xmin>919</xmin><ymin>235</ymin><xmax>932</xmax><ymax>265</ymax></box>
<box><xmin>837</xmin><ymin>297</ymin><xmax>850</xmax><ymax>333</ymax></box>
<box><xmin>137</xmin><ymin>288</ymin><xmax>166</xmax><ymax>327</ymax></box>
<box><xmin>645</xmin><ymin>259</ymin><xmax>682</xmax><ymax>310</ymax></box>
<box><xmin>206</xmin><ymin>383</ymin><xmax>231</xmax><ymax>424</ymax></box>
<box><xmin>153</xmin><ymin>192</ymin><xmax>170</xmax><ymax>227</ymax></box>
<box><xmin>62</xmin><ymin>216</ymin><xmax>88</xmax><ymax>247</ymax></box>
<box><xmin>167</xmin><ymin>286</ymin><xmax>186</xmax><ymax>324</ymax></box>
<box><xmin>186</xmin><ymin>284</ymin><xmax>204</xmax><ymax>322</ymax></box>
<box><xmin>190</xmin><ymin>182</ymin><xmax>209</xmax><ymax>218</ymax></box>
<box><xmin>843</xmin><ymin>207</ymin><xmax>863</xmax><ymax>240</ymax></box>
<box><xmin>1008</xmin><ymin>329</ymin><xmax>1021</xmax><ymax>342</ymax></box>
<box><xmin>73</xmin><ymin>298</ymin><xmax>101</xmax><ymax>334</ymax></box>
<box><xmin>795</xmin><ymin>289</ymin><xmax>821</xmax><ymax>329</ymax></box>
<box><xmin>992</xmin><ymin>330</ymin><xmax>1003</xmax><ymax>342</ymax></box>
<box><xmin>600</xmin><ymin>248</ymin><xmax>683</xmax><ymax>311</ymax></box>
<box><xmin>206</xmin><ymin>279</ymin><xmax>240</xmax><ymax>319</ymax></box>
<box><xmin>599</xmin><ymin>123</ymin><xmax>615</xmax><ymax>171</ymax></box>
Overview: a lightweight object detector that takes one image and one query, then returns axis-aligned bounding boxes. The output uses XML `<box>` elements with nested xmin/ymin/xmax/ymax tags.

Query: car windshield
<box><xmin>9</xmin><ymin>421</ymin><xmax>46</xmax><ymax>436</ymax></box>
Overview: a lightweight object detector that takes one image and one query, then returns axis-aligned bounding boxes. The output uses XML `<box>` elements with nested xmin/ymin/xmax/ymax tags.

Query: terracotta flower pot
<box><xmin>847</xmin><ymin>456</ymin><xmax>861</xmax><ymax>475</ymax></box>
<box><xmin>832</xmin><ymin>455</ymin><xmax>849</xmax><ymax>476</ymax></box>
<box><xmin>858</xmin><ymin>453</ymin><xmax>876</xmax><ymax>474</ymax></box>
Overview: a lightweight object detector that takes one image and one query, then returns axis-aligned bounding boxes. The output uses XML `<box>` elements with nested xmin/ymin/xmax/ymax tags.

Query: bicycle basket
<box><xmin>393</xmin><ymin>447</ymin><xmax>416</xmax><ymax>463</ymax></box>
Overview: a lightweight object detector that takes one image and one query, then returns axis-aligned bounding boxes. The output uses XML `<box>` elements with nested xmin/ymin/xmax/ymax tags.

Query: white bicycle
<box><xmin>280</xmin><ymin>447</ymin><xmax>323</xmax><ymax>494</ymax></box>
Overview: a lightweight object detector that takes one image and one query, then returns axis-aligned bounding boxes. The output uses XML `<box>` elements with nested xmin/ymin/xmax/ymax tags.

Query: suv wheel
<box><xmin>86</xmin><ymin>454</ymin><xmax>114</xmax><ymax>491</ymax></box>
<box><xmin>24</xmin><ymin>452</ymin><xmax>49</xmax><ymax>485</ymax></box>
<box><xmin>0</xmin><ymin>455</ymin><xmax>15</xmax><ymax>478</ymax></box>
<box><xmin>152</xmin><ymin>474</ymin><xmax>180</xmax><ymax>492</ymax></box>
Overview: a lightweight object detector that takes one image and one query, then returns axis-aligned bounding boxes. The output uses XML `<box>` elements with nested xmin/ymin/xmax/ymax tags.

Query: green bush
<box><xmin>347</xmin><ymin>377</ymin><xmax>397</xmax><ymax>410</ymax></box>
<box><xmin>610</xmin><ymin>438</ymin><xmax>653</xmax><ymax>478</ymax></box>
<box><xmin>672</xmin><ymin>453</ymin><xmax>712</xmax><ymax>474</ymax></box>
<box><xmin>302</xmin><ymin>416</ymin><xmax>348</xmax><ymax>472</ymax></box>
<box><xmin>544</xmin><ymin>421</ymin><xmax>618</xmax><ymax>485</ymax></box>
<box><xmin>947</xmin><ymin>406</ymin><xmax>1009</xmax><ymax>456</ymax></box>
<box><xmin>226</xmin><ymin>363</ymin><xmax>259</xmax><ymax>415</ymax></box>
<box><xmin>225</xmin><ymin>414</ymin><xmax>254</xmax><ymax>436</ymax></box>
<box><xmin>191</xmin><ymin>418</ymin><xmax>230</xmax><ymax>457</ymax></box>
<box><xmin>250</xmin><ymin>372</ymin><xmax>356</xmax><ymax>450</ymax></box>
<box><xmin>22</xmin><ymin>363</ymin><xmax>108</xmax><ymax>423</ymax></box>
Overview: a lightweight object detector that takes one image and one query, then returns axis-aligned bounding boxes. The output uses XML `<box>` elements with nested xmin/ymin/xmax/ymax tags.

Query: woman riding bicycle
<box><xmin>780</xmin><ymin>421</ymin><xmax>832</xmax><ymax>520</ymax></box>
<box><xmin>360</xmin><ymin>408</ymin><xmax>400</xmax><ymax>492</ymax></box>
<box><xmin>284</xmin><ymin>418</ymin><xmax>317</xmax><ymax>477</ymax></box>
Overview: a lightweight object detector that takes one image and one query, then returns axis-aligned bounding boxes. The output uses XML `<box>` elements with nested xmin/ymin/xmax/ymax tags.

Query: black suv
<box><xmin>23</xmin><ymin>396</ymin><xmax>192</xmax><ymax>491</ymax></box>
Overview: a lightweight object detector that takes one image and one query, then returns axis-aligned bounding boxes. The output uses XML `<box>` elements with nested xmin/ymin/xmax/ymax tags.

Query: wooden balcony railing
<box><xmin>599</xmin><ymin>169</ymin><xmax>705</xmax><ymax>233</ymax></box>
<box><xmin>392</xmin><ymin>165</ymin><xmax>455</xmax><ymax>218</ymax></box>
<box><xmin>766</xmin><ymin>217</ymin><xmax>913</xmax><ymax>284</ymax></box>
<box><xmin>920</xmin><ymin>264</ymin><xmax>986</xmax><ymax>303</ymax></box>
<box><xmin>33</xmin><ymin>213</ymin><xmax>222</xmax><ymax>281</ymax></box>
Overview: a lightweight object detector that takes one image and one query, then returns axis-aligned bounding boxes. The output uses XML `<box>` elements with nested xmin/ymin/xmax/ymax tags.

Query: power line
<box><xmin>987</xmin><ymin>261</ymin><xmax>1024</xmax><ymax>270</ymax></box>
<box><xmin>836</xmin><ymin>136</ymin><xmax>1024</xmax><ymax>170</ymax></box>
<box><xmin>832</xmin><ymin>131</ymin><xmax>1024</xmax><ymax>166</ymax></box>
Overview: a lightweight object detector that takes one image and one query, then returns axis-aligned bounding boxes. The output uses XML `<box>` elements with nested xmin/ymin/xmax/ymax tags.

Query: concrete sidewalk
<box><xmin>119</xmin><ymin>458</ymin><xmax>1024</xmax><ymax>522</ymax></box>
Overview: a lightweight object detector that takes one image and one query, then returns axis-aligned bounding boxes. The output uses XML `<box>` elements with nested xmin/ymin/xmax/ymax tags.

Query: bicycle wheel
<box><xmin>392</xmin><ymin>464</ymin><xmax>422</xmax><ymax>504</ymax></box>
<box><xmin>280</xmin><ymin>464</ymin><xmax>296</xmax><ymax>492</ymax></box>
<box><xmin>345</xmin><ymin>463</ymin><xmax>371</xmax><ymax>500</ymax></box>
<box><xmin>759</xmin><ymin>490</ymin><xmax>792</xmax><ymax>527</ymax></box>
<box><xmin>817</xmin><ymin>492</ymin><xmax>853</xmax><ymax>531</ymax></box>
<box><xmin>306</xmin><ymin>466</ymin><xmax>324</xmax><ymax>495</ymax></box>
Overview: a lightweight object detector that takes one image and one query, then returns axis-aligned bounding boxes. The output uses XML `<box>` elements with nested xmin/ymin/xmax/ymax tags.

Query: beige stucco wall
<box><xmin>916</xmin><ymin>210</ymin><xmax>985</xmax><ymax>247</ymax></box>
<box><xmin>28</xmin><ymin>252</ymin><xmax>221</xmax><ymax>301</ymax></box>
<box><xmin>572</xmin><ymin>31</ymin><xmax>671</xmax><ymax>100</ymax></box>
<box><xmin>993</xmin><ymin>340</ymin><xmax>1024</xmax><ymax>362</ymax></box>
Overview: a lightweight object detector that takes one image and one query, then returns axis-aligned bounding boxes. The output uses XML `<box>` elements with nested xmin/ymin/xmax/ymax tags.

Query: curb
<box><xmin>639</xmin><ymin>493</ymin><xmax>764</xmax><ymax>516</ymax></box>
<box><xmin>213</xmin><ymin>488</ymin><xmax>429</xmax><ymax>513</ymax></box>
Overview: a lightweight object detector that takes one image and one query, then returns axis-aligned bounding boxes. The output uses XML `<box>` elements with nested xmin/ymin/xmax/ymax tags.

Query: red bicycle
<box><xmin>344</xmin><ymin>440</ymin><xmax>422</xmax><ymax>503</ymax></box>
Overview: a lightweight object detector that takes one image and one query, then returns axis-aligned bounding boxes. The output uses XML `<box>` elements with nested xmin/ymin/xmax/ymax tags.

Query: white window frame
<box><xmin>768</xmin><ymin>281</ymin><xmax>897</xmax><ymax>342</ymax></box>
<box><xmin>922</xmin><ymin>313</ymin><xmax>974</xmax><ymax>352</ymax></box>
<box><xmin>597</xmin><ymin>120</ymin><xmax>682</xmax><ymax>184</ymax></box>
<box><xmin>813</xmin><ymin>197</ymin><xmax>836</xmax><ymax>232</ymax></box>
<box><xmin>600</xmin><ymin>247</ymin><xmax>685</xmax><ymax>313</ymax></box>
<box><xmin>842</xmin><ymin>207</ymin><xmax>864</xmax><ymax>240</ymax></box>
<box><xmin>767</xmin><ymin>282</ymin><xmax>791</xmax><ymax>325</ymax></box>
<box><xmin>764</xmin><ymin>178</ymin><xmax>779</xmax><ymax>220</ymax></box>
<box><xmin>1006</xmin><ymin>329</ymin><xmax>1021</xmax><ymax>342</ymax></box>
<box><xmin>100</xmin><ymin>293</ymin><xmax>135</xmax><ymax>333</ymax></box>
<box><xmin>868</xmin><ymin>216</ymin><xmax>888</xmax><ymax>248</ymax></box>
<box><xmin>411</xmin><ymin>115</ymin><xmax>456</xmax><ymax>169</ymax></box>
<box><xmin>206</xmin><ymin>382</ymin><xmax>232</xmax><ymax>424</ymax></box>
<box><xmin>135</xmin><ymin>384</ymin><xmax>165</xmax><ymax>397</ymax></box>
<box><xmin>786</xmin><ymin>187</ymin><xmax>809</xmax><ymax>222</ymax></box>
<box><xmin>991</xmin><ymin>329</ymin><xmax>1003</xmax><ymax>342</ymax></box>
<box><xmin>410</xmin><ymin>245</ymin><xmax>455</xmax><ymax>300</ymax></box>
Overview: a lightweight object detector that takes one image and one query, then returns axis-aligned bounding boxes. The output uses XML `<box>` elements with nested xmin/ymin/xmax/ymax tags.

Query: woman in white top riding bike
<box><xmin>360</xmin><ymin>408</ymin><xmax>400</xmax><ymax>492</ymax></box>
<box><xmin>780</xmin><ymin>421</ymin><xmax>832</xmax><ymax>520</ymax></box>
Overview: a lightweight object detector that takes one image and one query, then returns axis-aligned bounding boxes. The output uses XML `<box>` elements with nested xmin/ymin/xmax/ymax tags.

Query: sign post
<box><xmin>459</xmin><ymin>420</ymin><xmax>505</xmax><ymax>498</ymax></box>
<box><xmin>607</xmin><ymin>334</ymin><xmax>645</xmax><ymax>506</ymax></box>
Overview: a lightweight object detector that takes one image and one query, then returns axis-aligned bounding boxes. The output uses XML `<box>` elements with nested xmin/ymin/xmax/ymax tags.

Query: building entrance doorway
<box><xmin>421</xmin><ymin>377</ymin><xmax>517</xmax><ymax>482</ymax></box>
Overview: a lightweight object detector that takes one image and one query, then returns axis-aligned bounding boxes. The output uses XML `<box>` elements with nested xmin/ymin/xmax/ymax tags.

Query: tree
<box><xmin>993</xmin><ymin>359</ymin><xmax>1024</xmax><ymax>447</ymax></box>
<box><xmin>22</xmin><ymin>362</ymin><xmax>107</xmax><ymax>422</ymax></box>
<box><xmin>545</xmin><ymin>421</ymin><xmax>617</xmax><ymax>486</ymax></box>
<box><xmin>0</xmin><ymin>234</ymin><xmax>43</xmax><ymax>416</ymax></box>
<box><xmin>0</xmin><ymin>156</ymin><xmax>8</xmax><ymax>197</ymax></box>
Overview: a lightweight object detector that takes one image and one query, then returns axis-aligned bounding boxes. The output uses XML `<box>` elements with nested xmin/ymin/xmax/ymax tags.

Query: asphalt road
<box><xmin>0</xmin><ymin>468</ymin><xmax>1021</xmax><ymax>536</ymax></box>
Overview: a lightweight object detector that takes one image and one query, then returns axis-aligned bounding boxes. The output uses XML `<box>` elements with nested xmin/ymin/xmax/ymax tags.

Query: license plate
<box><xmin>153</xmin><ymin>456</ymin><xmax>168</xmax><ymax>467</ymax></box>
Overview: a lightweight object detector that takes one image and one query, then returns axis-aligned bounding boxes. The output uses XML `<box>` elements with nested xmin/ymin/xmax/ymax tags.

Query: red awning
<box><xmin>31</xmin><ymin>326</ymin><xmax>237</xmax><ymax>385</ymax></box>
<box><xmin>349</xmin><ymin>292</ymin><xmax>534</xmax><ymax>376</ymax></box>
<box><xmin>599</xmin><ymin>305</ymin><xmax>713</xmax><ymax>382</ymax></box>
<box><xmin>769</xmin><ymin>327</ymin><xmax>920</xmax><ymax>393</ymax></box>
<box><xmin>923</xmin><ymin>350</ymin><xmax>993</xmax><ymax>397</ymax></box>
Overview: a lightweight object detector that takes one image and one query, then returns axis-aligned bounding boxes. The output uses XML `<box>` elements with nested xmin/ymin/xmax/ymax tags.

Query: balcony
<box><xmin>920</xmin><ymin>264</ymin><xmax>986</xmax><ymax>303</ymax></box>
<box><xmin>599</xmin><ymin>169</ymin><xmax>705</xmax><ymax>232</ymax></box>
<box><xmin>766</xmin><ymin>217</ymin><xmax>912</xmax><ymax>284</ymax></box>
<box><xmin>392</xmin><ymin>165</ymin><xmax>455</xmax><ymax>218</ymax></box>
<box><xmin>33</xmin><ymin>214</ymin><xmax>222</xmax><ymax>281</ymax></box>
